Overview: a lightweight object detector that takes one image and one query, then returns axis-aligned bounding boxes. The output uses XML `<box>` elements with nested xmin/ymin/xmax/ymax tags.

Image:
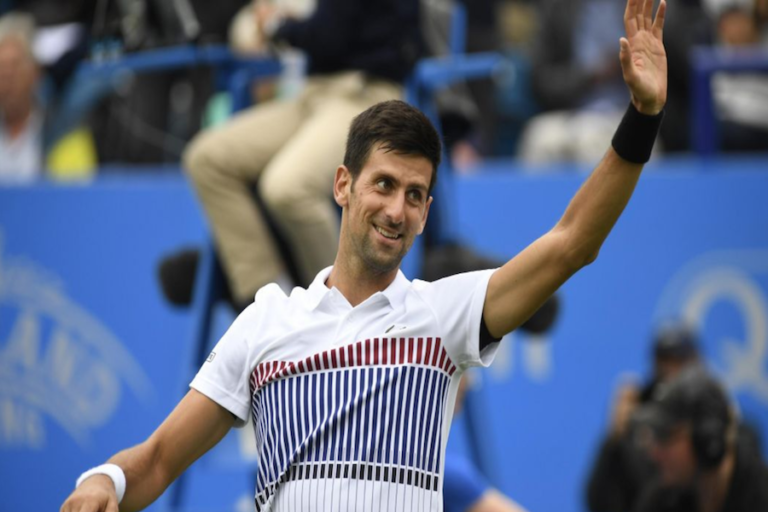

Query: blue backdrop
<box><xmin>0</xmin><ymin>158</ymin><xmax>766</xmax><ymax>512</ymax></box>
<box><xmin>0</xmin><ymin>176</ymin><xmax>207</xmax><ymax>512</ymax></box>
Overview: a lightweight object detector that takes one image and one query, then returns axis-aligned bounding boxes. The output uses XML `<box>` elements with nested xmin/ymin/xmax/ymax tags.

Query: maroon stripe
<box><xmin>416</xmin><ymin>337</ymin><xmax>424</xmax><ymax>365</ymax></box>
<box><xmin>442</xmin><ymin>351</ymin><xmax>452</xmax><ymax>373</ymax></box>
<box><xmin>432</xmin><ymin>338</ymin><xmax>441</xmax><ymax>367</ymax></box>
<box><xmin>372</xmin><ymin>338</ymin><xmax>379</xmax><ymax>365</ymax></box>
<box><xmin>381</xmin><ymin>337</ymin><xmax>388</xmax><ymax>365</ymax></box>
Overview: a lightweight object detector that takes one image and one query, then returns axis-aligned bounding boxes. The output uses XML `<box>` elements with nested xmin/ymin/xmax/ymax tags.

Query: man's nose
<box><xmin>383</xmin><ymin>193</ymin><xmax>406</xmax><ymax>225</ymax></box>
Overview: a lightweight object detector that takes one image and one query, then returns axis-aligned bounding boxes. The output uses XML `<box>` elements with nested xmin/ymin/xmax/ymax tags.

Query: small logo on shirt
<box><xmin>206</xmin><ymin>351</ymin><xmax>216</xmax><ymax>363</ymax></box>
<box><xmin>385</xmin><ymin>324</ymin><xmax>407</xmax><ymax>333</ymax></box>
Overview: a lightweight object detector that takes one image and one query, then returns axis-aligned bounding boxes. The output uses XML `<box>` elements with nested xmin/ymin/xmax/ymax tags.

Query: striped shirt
<box><xmin>191</xmin><ymin>266</ymin><xmax>499</xmax><ymax>511</ymax></box>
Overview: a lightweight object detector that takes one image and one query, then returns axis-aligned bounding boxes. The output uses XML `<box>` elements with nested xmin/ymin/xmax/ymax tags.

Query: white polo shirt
<box><xmin>191</xmin><ymin>266</ymin><xmax>500</xmax><ymax>512</ymax></box>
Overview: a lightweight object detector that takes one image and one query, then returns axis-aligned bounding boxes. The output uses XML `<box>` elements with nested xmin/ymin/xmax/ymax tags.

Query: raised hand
<box><xmin>620</xmin><ymin>0</ymin><xmax>668</xmax><ymax>115</ymax></box>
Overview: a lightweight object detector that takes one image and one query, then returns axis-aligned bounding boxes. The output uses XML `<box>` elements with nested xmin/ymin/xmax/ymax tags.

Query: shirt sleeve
<box><xmin>189</xmin><ymin>301</ymin><xmax>263</xmax><ymax>428</ymax></box>
<box><xmin>414</xmin><ymin>269</ymin><xmax>500</xmax><ymax>370</ymax></box>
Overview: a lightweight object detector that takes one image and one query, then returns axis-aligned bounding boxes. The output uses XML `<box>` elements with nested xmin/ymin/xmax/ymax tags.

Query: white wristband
<box><xmin>76</xmin><ymin>463</ymin><xmax>126</xmax><ymax>504</ymax></box>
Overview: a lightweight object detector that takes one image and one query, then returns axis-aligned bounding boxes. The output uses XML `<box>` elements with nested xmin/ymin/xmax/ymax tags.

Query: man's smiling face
<box><xmin>338</xmin><ymin>143</ymin><xmax>432</xmax><ymax>275</ymax></box>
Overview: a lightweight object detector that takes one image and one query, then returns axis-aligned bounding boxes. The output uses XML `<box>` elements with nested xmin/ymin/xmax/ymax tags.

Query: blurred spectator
<box><xmin>703</xmin><ymin>0</ymin><xmax>768</xmax><ymax>152</ymax></box>
<box><xmin>0</xmin><ymin>12</ymin><xmax>43</xmax><ymax>183</ymax></box>
<box><xmin>5</xmin><ymin>0</ymin><xmax>94</xmax><ymax>92</ymax></box>
<box><xmin>657</xmin><ymin>0</ymin><xmax>712</xmax><ymax>152</ymax></box>
<box><xmin>586</xmin><ymin>324</ymin><xmax>701</xmax><ymax>512</ymax></box>
<box><xmin>631</xmin><ymin>366</ymin><xmax>768</xmax><ymax>512</ymax></box>
<box><xmin>518</xmin><ymin>0</ymin><xmax>631</xmax><ymax>164</ymax></box>
<box><xmin>183</xmin><ymin>0</ymin><xmax>419</xmax><ymax>310</ymax></box>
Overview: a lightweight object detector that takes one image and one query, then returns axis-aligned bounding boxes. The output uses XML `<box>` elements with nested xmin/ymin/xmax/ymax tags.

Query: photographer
<box><xmin>632</xmin><ymin>367</ymin><xmax>768</xmax><ymax>512</ymax></box>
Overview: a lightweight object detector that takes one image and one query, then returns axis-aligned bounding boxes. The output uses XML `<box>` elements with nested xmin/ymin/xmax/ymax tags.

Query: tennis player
<box><xmin>62</xmin><ymin>1</ymin><xmax>667</xmax><ymax>510</ymax></box>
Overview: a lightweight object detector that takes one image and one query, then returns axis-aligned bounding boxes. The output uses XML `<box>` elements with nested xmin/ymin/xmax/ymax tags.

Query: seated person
<box><xmin>0</xmin><ymin>12</ymin><xmax>43</xmax><ymax>183</ymax></box>
<box><xmin>183</xmin><ymin>0</ymin><xmax>419</xmax><ymax>310</ymax></box>
<box><xmin>518</xmin><ymin>0</ymin><xmax>630</xmax><ymax>164</ymax></box>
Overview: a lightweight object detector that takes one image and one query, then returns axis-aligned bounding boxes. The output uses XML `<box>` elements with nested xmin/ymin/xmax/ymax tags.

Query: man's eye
<box><xmin>408</xmin><ymin>190</ymin><xmax>423</xmax><ymax>202</ymax></box>
<box><xmin>376</xmin><ymin>179</ymin><xmax>391</xmax><ymax>190</ymax></box>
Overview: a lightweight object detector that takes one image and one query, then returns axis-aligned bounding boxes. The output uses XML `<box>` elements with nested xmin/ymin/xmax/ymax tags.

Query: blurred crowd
<box><xmin>0</xmin><ymin>0</ymin><xmax>767</xmax><ymax>186</ymax></box>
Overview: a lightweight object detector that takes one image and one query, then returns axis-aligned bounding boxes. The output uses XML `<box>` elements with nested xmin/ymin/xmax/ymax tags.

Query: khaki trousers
<box><xmin>184</xmin><ymin>71</ymin><xmax>401</xmax><ymax>302</ymax></box>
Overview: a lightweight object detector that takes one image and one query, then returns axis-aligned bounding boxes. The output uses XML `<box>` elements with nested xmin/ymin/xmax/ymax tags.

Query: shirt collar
<box><xmin>305</xmin><ymin>265</ymin><xmax>410</xmax><ymax>311</ymax></box>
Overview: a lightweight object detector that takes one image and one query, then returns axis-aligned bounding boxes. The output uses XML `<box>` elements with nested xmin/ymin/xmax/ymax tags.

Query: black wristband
<box><xmin>611</xmin><ymin>103</ymin><xmax>664</xmax><ymax>164</ymax></box>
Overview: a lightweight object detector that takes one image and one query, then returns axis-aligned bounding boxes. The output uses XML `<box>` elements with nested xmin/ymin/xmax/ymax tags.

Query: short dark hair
<box><xmin>653</xmin><ymin>324</ymin><xmax>699</xmax><ymax>361</ymax></box>
<box><xmin>344</xmin><ymin>100</ymin><xmax>441</xmax><ymax>192</ymax></box>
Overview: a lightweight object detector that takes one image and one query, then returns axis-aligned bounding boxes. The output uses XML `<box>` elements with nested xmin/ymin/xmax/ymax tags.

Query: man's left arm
<box><xmin>483</xmin><ymin>0</ymin><xmax>668</xmax><ymax>339</ymax></box>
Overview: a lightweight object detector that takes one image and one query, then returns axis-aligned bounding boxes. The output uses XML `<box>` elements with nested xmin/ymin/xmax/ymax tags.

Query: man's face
<box><xmin>335</xmin><ymin>144</ymin><xmax>432</xmax><ymax>275</ymax></box>
<box><xmin>651</xmin><ymin>424</ymin><xmax>698</xmax><ymax>486</ymax></box>
<box><xmin>0</xmin><ymin>37</ymin><xmax>37</xmax><ymax>110</ymax></box>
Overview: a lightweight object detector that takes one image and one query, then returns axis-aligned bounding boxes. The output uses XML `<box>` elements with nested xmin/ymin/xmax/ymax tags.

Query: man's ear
<box><xmin>417</xmin><ymin>196</ymin><xmax>433</xmax><ymax>235</ymax></box>
<box><xmin>333</xmin><ymin>165</ymin><xmax>352</xmax><ymax>207</ymax></box>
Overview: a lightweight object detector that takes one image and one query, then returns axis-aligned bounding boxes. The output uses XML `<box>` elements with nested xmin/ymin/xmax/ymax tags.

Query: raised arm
<box><xmin>60</xmin><ymin>389</ymin><xmax>235</xmax><ymax>512</ymax></box>
<box><xmin>483</xmin><ymin>0</ymin><xmax>667</xmax><ymax>338</ymax></box>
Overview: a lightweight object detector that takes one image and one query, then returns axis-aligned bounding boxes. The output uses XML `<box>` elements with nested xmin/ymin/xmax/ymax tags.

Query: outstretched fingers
<box><xmin>652</xmin><ymin>0</ymin><xmax>667</xmax><ymax>40</ymax></box>
<box><xmin>624</xmin><ymin>0</ymin><xmax>639</xmax><ymax>38</ymax></box>
<box><xmin>643</xmin><ymin>0</ymin><xmax>654</xmax><ymax>30</ymax></box>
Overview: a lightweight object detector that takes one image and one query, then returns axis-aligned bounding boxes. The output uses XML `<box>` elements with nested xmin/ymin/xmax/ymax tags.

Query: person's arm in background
<box><xmin>60</xmin><ymin>390</ymin><xmax>235</xmax><ymax>512</ymax></box>
<box><xmin>483</xmin><ymin>0</ymin><xmax>668</xmax><ymax>338</ymax></box>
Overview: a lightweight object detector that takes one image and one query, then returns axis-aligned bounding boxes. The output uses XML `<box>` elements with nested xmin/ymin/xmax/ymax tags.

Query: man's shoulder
<box><xmin>409</xmin><ymin>268</ymin><xmax>498</xmax><ymax>294</ymax></box>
